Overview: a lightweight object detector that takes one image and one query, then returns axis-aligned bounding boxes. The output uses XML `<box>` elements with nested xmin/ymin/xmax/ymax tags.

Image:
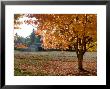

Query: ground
<box><xmin>14</xmin><ymin>51</ymin><xmax>97</xmax><ymax>76</ymax></box>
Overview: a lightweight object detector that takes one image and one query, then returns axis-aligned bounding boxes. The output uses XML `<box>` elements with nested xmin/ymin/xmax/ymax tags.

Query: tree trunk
<box><xmin>77</xmin><ymin>54</ymin><xmax>84</xmax><ymax>71</ymax></box>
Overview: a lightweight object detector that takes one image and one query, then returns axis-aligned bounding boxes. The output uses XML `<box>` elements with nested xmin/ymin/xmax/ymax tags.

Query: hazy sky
<box><xmin>14</xmin><ymin>17</ymin><xmax>37</xmax><ymax>38</ymax></box>
<box><xmin>14</xmin><ymin>24</ymin><xmax>36</xmax><ymax>38</ymax></box>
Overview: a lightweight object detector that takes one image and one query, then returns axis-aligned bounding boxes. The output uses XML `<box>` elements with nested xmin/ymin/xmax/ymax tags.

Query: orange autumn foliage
<box><xmin>15</xmin><ymin>44</ymin><xmax>28</xmax><ymax>49</ymax></box>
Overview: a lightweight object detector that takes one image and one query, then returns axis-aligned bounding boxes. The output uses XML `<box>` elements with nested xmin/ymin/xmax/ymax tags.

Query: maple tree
<box><xmin>14</xmin><ymin>14</ymin><xmax>97</xmax><ymax>71</ymax></box>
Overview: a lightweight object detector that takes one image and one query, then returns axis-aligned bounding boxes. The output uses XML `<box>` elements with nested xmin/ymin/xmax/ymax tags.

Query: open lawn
<box><xmin>14</xmin><ymin>51</ymin><xmax>97</xmax><ymax>76</ymax></box>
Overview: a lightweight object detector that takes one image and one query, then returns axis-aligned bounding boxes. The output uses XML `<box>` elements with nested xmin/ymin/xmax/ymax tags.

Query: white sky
<box><xmin>14</xmin><ymin>24</ymin><xmax>35</xmax><ymax>38</ymax></box>
<box><xmin>14</xmin><ymin>17</ymin><xmax>37</xmax><ymax>38</ymax></box>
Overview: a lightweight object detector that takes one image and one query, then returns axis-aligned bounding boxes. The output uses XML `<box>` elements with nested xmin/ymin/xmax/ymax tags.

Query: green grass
<box><xmin>14</xmin><ymin>68</ymin><xmax>33</xmax><ymax>76</ymax></box>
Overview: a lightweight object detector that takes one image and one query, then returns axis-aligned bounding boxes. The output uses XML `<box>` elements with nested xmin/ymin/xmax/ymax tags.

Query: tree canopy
<box><xmin>14</xmin><ymin>14</ymin><xmax>97</xmax><ymax>52</ymax></box>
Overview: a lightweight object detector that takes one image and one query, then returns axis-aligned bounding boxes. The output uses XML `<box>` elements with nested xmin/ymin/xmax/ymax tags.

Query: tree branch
<box><xmin>86</xmin><ymin>44</ymin><xmax>95</xmax><ymax>51</ymax></box>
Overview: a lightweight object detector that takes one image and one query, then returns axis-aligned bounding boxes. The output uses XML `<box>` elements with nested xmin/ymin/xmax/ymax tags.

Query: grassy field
<box><xmin>14</xmin><ymin>51</ymin><xmax>97</xmax><ymax>76</ymax></box>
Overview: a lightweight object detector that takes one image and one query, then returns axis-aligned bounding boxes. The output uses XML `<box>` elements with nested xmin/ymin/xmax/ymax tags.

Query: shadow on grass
<box><xmin>14</xmin><ymin>68</ymin><xmax>32</xmax><ymax>76</ymax></box>
<box><xmin>14</xmin><ymin>68</ymin><xmax>49</xmax><ymax>76</ymax></box>
<box><xmin>15</xmin><ymin>68</ymin><xmax>96</xmax><ymax>76</ymax></box>
<box><xmin>75</xmin><ymin>69</ymin><xmax>97</xmax><ymax>76</ymax></box>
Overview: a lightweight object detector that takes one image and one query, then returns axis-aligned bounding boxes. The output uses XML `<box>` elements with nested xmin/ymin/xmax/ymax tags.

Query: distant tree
<box><xmin>14</xmin><ymin>33</ymin><xmax>28</xmax><ymax>49</ymax></box>
<box><xmin>30</xmin><ymin>29</ymin><xmax>36</xmax><ymax>44</ymax></box>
